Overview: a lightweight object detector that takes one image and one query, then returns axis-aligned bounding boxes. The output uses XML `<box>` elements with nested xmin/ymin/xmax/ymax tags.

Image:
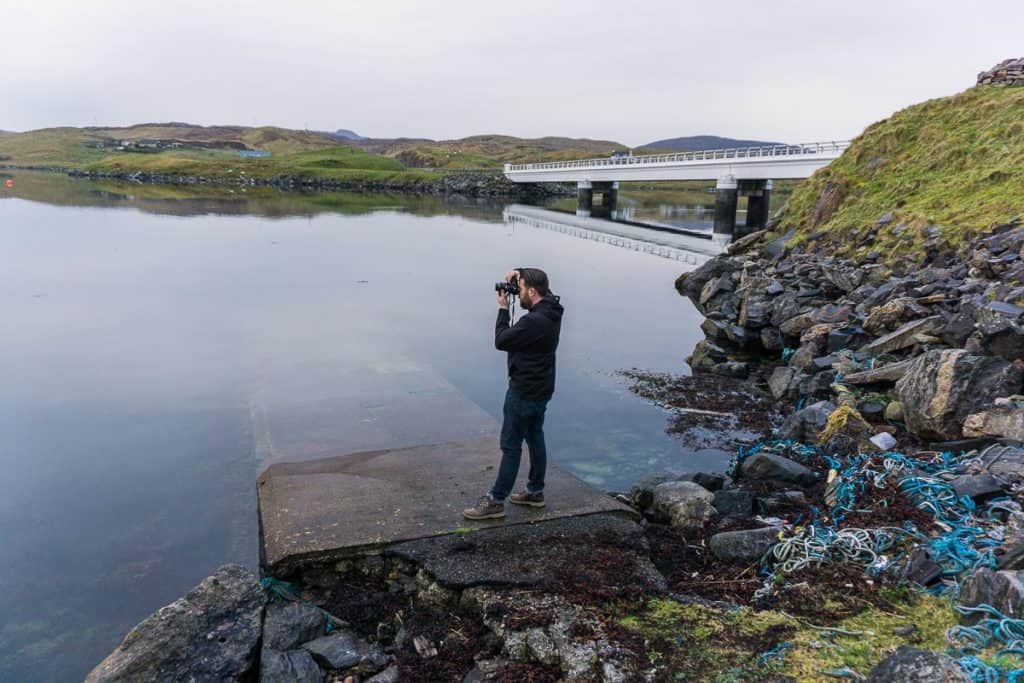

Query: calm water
<box><xmin>0</xmin><ymin>172</ymin><xmax>709</xmax><ymax>681</ymax></box>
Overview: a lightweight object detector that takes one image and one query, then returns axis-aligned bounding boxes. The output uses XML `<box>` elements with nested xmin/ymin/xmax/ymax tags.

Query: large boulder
<box><xmin>865</xmin><ymin>646</ymin><xmax>970</xmax><ymax>682</ymax></box>
<box><xmin>738</xmin><ymin>452</ymin><xmax>816</xmax><ymax>487</ymax></box>
<box><xmin>86</xmin><ymin>564</ymin><xmax>265</xmax><ymax>682</ymax></box>
<box><xmin>650</xmin><ymin>481</ymin><xmax>716</xmax><ymax>531</ymax></box>
<box><xmin>958</xmin><ymin>568</ymin><xmax>1024</xmax><ymax>623</ymax></box>
<box><xmin>896</xmin><ymin>350</ymin><xmax>1023</xmax><ymax>440</ymax></box>
<box><xmin>709</xmin><ymin>526</ymin><xmax>782</xmax><ymax>563</ymax></box>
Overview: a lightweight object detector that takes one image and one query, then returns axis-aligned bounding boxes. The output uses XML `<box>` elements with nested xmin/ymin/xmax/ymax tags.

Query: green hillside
<box><xmin>779</xmin><ymin>85</ymin><xmax>1024</xmax><ymax>259</ymax></box>
<box><xmin>357</xmin><ymin>134</ymin><xmax>634</xmax><ymax>169</ymax></box>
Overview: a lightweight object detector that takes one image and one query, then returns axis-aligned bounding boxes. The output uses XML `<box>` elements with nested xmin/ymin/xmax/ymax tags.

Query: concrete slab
<box><xmin>249</xmin><ymin>356</ymin><xmax>497</xmax><ymax>466</ymax></box>
<box><xmin>257</xmin><ymin>437</ymin><xmax>637</xmax><ymax>575</ymax></box>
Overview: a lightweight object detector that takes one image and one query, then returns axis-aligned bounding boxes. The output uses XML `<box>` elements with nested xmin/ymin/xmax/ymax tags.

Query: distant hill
<box><xmin>355</xmin><ymin>134</ymin><xmax>631</xmax><ymax>169</ymax></box>
<box><xmin>0</xmin><ymin>123</ymin><xmax>643</xmax><ymax>178</ymax></box>
<box><xmin>328</xmin><ymin>129</ymin><xmax>364</xmax><ymax>141</ymax></box>
<box><xmin>644</xmin><ymin>135</ymin><xmax>784</xmax><ymax>151</ymax></box>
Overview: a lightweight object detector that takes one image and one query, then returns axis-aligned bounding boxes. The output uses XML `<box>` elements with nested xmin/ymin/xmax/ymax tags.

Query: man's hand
<box><xmin>505</xmin><ymin>269</ymin><xmax>520</xmax><ymax>283</ymax></box>
<box><xmin>497</xmin><ymin>288</ymin><xmax>509</xmax><ymax>309</ymax></box>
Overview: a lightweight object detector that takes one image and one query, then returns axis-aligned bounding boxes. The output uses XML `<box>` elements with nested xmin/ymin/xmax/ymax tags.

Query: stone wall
<box><xmin>977</xmin><ymin>57</ymin><xmax>1024</xmax><ymax>87</ymax></box>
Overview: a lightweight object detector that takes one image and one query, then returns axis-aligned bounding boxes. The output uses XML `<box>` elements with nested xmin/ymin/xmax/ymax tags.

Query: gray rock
<box><xmin>367</xmin><ymin>665</ymin><xmax>400</xmax><ymax>683</ymax></box>
<box><xmin>885</xmin><ymin>401</ymin><xmax>905</xmax><ymax>422</ymax></box>
<box><xmin>302</xmin><ymin>631</ymin><xmax>387</xmax><ymax>671</ymax></box>
<box><xmin>775</xmin><ymin>400</ymin><xmax>836</xmax><ymax>443</ymax></box>
<box><xmin>768</xmin><ymin>366</ymin><xmax>799</xmax><ymax>400</ymax></box>
<box><xmin>788</xmin><ymin>342</ymin><xmax>819</xmax><ymax>371</ymax></box>
<box><xmin>263</xmin><ymin>600</ymin><xmax>326</xmax><ymax>650</ymax></box>
<box><xmin>709</xmin><ymin>526</ymin><xmax>783</xmax><ymax>563</ymax></box>
<box><xmin>977</xmin><ymin>302</ymin><xmax>1024</xmax><ymax>360</ymax></box>
<box><xmin>713</xmin><ymin>489</ymin><xmax>754</xmax><ymax>516</ymax></box>
<box><xmin>739</xmin><ymin>453</ymin><xmax>816</xmax><ymax>486</ymax></box>
<box><xmin>260</xmin><ymin>648</ymin><xmax>322</xmax><ymax>683</ymax></box>
<box><xmin>843</xmin><ymin>360</ymin><xmax>912</xmax><ymax>385</ymax></box>
<box><xmin>896</xmin><ymin>350</ymin><xmax>1023</xmax><ymax>440</ymax></box>
<box><xmin>677</xmin><ymin>470</ymin><xmax>728</xmax><ymax>492</ymax></box>
<box><xmin>964</xmin><ymin>406</ymin><xmax>1024</xmax><ymax>441</ymax></box>
<box><xmin>951</xmin><ymin>474</ymin><xmax>1006</xmax><ymax>503</ymax></box>
<box><xmin>857</xmin><ymin>316</ymin><xmax>942</xmax><ymax>357</ymax></box>
<box><xmin>959</xmin><ymin>568</ymin><xmax>1024</xmax><ymax>623</ymax></box>
<box><xmin>827</xmin><ymin>326</ymin><xmax>872</xmax><ymax>352</ymax></box>
<box><xmin>650</xmin><ymin>481</ymin><xmax>716</xmax><ymax>531</ymax></box>
<box><xmin>756</xmin><ymin>490</ymin><xmax>808</xmax><ymax>514</ymax></box>
<box><xmin>865</xmin><ymin>646</ymin><xmax>970</xmax><ymax>682</ymax></box>
<box><xmin>86</xmin><ymin>564</ymin><xmax>265</xmax><ymax>683</ymax></box>
<box><xmin>629</xmin><ymin>473</ymin><xmax>671</xmax><ymax>510</ymax></box>
<box><xmin>779</xmin><ymin>312</ymin><xmax>815</xmax><ymax>337</ymax></box>
<box><xmin>711</xmin><ymin>361</ymin><xmax>750</xmax><ymax>378</ymax></box>
<box><xmin>687</xmin><ymin>339</ymin><xmax>728</xmax><ymax>373</ymax></box>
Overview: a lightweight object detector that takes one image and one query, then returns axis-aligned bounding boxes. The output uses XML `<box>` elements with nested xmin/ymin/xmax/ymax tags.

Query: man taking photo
<box><xmin>463</xmin><ymin>268</ymin><xmax>564</xmax><ymax>520</ymax></box>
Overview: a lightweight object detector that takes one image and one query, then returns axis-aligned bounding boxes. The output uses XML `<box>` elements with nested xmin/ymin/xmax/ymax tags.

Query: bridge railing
<box><xmin>504</xmin><ymin>140</ymin><xmax>852</xmax><ymax>173</ymax></box>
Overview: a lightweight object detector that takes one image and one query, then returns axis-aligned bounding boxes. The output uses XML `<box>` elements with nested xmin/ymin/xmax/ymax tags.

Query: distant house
<box><xmin>238</xmin><ymin>150</ymin><xmax>272</xmax><ymax>158</ymax></box>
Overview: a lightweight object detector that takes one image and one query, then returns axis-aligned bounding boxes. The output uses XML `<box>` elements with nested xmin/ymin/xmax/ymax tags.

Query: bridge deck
<box><xmin>504</xmin><ymin>140</ymin><xmax>850</xmax><ymax>183</ymax></box>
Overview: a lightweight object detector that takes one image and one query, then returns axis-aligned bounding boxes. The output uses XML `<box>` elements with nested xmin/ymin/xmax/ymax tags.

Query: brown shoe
<box><xmin>463</xmin><ymin>495</ymin><xmax>506</xmax><ymax>520</ymax></box>
<box><xmin>509</xmin><ymin>490</ymin><xmax>545</xmax><ymax>508</ymax></box>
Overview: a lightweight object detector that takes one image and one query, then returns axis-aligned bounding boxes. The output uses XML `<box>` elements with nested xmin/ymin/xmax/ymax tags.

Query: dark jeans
<box><xmin>489</xmin><ymin>388</ymin><xmax>549</xmax><ymax>501</ymax></box>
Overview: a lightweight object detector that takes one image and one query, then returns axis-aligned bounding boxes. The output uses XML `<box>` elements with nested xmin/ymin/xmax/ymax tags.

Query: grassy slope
<box><xmin>779</xmin><ymin>85</ymin><xmax>1024</xmax><ymax>259</ymax></box>
<box><xmin>357</xmin><ymin>134</ymin><xmax>635</xmax><ymax>169</ymax></box>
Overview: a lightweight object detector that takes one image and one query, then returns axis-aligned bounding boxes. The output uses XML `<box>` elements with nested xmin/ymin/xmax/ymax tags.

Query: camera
<box><xmin>495</xmin><ymin>277</ymin><xmax>519</xmax><ymax>296</ymax></box>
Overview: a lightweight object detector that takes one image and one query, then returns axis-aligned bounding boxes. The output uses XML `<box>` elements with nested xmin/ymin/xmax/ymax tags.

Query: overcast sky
<box><xmin>2</xmin><ymin>1</ymin><xmax>1022</xmax><ymax>145</ymax></box>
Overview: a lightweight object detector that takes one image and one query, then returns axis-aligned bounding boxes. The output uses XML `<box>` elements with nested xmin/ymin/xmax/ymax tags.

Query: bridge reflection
<box><xmin>502</xmin><ymin>204</ymin><xmax>724</xmax><ymax>264</ymax></box>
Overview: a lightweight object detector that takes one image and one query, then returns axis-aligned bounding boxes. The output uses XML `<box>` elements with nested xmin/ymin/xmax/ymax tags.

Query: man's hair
<box><xmin>518</xmin><ymin>267</ymin><xmax>550</xmax><ymax>296</ymax></box>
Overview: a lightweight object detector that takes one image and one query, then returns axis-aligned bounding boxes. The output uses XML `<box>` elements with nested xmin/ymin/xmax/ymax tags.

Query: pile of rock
<box><xmin>86</xmin><ymin>565</ymin><xmax>397</xmax><ymax>683</ymax></box>
<box><xmin>978</xmin><ymin>57</ymin><xmax>1024</xmax><ymax>87</ymax></box>
<box><xmin>628</xmin><ymin>449</ymin><xmax>817</xmax><ymax>565</ymax></box>
<box><xmin>677</xmin><ymin>217</ymin><xmax>1024</xmax><ymax>446</ymax></box>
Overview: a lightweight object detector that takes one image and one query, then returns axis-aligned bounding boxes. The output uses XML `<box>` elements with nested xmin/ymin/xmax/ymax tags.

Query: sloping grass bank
<box><xmin>778</xmin><ymin>85</ymin><xmax>1024</xmax><ymax>261</ymax></box>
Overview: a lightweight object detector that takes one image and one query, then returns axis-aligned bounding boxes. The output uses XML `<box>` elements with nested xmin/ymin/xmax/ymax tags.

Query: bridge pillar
<box><xmin>576</xmin><ymin>180</ymin><xmax>593</xmax><ymax>217</ymax></box>
<box><xmin>744</xmin><ymin>179</ymin><xmax>772</xmax><ymax>234</ymax></box>
<box><xmin>597</xmin><ymin>181</ymin><xmax>619</xmax><ymax>209</ymax></box>
<box><xmin>713</xmin><ymin>176</ymin><xmax>738</xmax><ymax>240</ymax></box>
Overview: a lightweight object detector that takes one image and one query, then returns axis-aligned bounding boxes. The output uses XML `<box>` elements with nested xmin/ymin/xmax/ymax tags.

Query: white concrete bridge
<box><xmin>503</xmin><ymin>140</ymin><xmax>850</xmax><ymax>238</ymax></box>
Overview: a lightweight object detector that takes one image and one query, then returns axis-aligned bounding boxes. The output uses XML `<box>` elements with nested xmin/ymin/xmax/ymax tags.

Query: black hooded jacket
<box><xmin>495</xmin><ymin>296</ymin><xmax>564</xmax><ymax>401</ymax></box>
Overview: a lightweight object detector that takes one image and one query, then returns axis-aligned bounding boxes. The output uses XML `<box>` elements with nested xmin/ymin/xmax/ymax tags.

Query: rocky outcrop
<box><xmin>978</xmin><ymin>57</ymin><xmax>1024</xmax><ymax>87</ymax></box>
<box><xmin>895</xmin><ymin>350</ymin><xmax>1022</xmax><ymax>441</ymax></box>
<box><xmin>866</xmin><ymin>646</ymin><xmax>971</xmax><ymax>682</ymax></box>
<box><xmin>677</xmin><ymin>221</ymin><xmax>1024</xmax><ymax>443</ymax></box>
<box><xmin>86</xmin><ymin>564</ymin><xmax>265</xmax><ymax>682</ymax></box>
